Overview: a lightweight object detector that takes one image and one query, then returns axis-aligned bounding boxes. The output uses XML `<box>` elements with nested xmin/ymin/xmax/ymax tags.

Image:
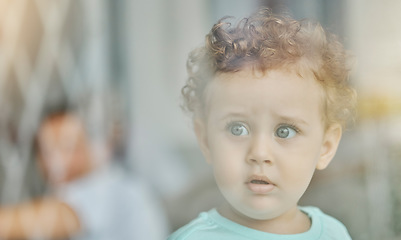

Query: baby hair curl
<box><xmin>181</xmin><ymin>8</ymin><xmax>356</xmax><ymax>128</ymax></box>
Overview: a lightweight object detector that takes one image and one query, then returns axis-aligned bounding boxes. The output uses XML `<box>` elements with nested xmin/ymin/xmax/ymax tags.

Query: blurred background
<box><xmin>0</xmin><ymin>0</ymin><xmax>400</xmax><ymax>239</ymax></box>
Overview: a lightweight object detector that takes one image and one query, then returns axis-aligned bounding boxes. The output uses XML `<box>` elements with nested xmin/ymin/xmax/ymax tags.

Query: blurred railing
<box><xmin>0</xmin><ymin>0</ymin><xmax>113</xmax><ymax>203</ymax></box>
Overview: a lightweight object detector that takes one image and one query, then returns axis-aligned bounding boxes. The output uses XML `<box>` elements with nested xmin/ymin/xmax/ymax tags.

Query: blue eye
<box><xmin>275</xmin><ymin>126</ymin><xmax>297</xmax><ymax>139</ymax></box>
<box><xmin>228</xmin><ymin>123</ymin><xmax>249</xmax><ymax>136</ymax></box>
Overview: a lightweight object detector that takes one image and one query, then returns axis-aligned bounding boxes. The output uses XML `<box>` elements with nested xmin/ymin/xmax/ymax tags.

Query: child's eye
<box><xmin>228</xmin><ymin>123</ymin><xmax>249</xmax><ymax>136</ymax></box>
<box><xmin>275</xmin><ymin>125</ymin><xmax>297</xmax><ymax>139</ymax></box>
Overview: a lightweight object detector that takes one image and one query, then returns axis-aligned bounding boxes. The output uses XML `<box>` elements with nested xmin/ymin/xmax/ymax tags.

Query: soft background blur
<box><xmin>0</xmin><ymin>0</ymin><xmax>400</xmax><ymax>239</ymax></box>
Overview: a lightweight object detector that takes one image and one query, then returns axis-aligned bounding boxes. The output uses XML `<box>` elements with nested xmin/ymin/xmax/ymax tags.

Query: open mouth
<box><xmin>250</xmin><ymin>179</ymin><xmax>269</xmax><ymax>185</ymax></box>
<box><xmin>247</xmin><ymin>175</ymin><xmax>275</xmax><ymax>194</ymax></box>
<box><xmin>247</xmin><ymin>175</ymin><xmax>273</xmax><ymax>185</ymax></box>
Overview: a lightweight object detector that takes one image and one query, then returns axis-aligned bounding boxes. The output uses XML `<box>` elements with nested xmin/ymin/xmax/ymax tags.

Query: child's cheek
<box><xmin>210</xmin><ymin>142</ymin><xmax>245</xmax><ymax>189</ymax></box>
<box><xmin>277</xmin><ymin>146</ymin><xmax>320</xmax><ymax>194</ymax></box>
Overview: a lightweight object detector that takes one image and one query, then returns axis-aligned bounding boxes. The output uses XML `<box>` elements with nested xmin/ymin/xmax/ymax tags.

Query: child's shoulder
<box><xmin>167</xmin><ymin>210</ymin><xmax>217</xmax><ymax>240</ymax></box>
<box><xmin>300</xmin><ymin>206</ymin><xmax>352</xmax><ymax>239</ymax></box>
<box><xmin>168</xmin><ymin>207</ymin><xmax>352</xmax><ymax>240</ymax></box>
<box><xmin>168</xmin><ymin>208</ymin><xmax>252</xmax><ymax>240</ymax></box>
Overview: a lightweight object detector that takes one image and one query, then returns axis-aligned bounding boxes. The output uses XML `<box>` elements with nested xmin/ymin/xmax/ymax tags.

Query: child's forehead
<box><xmin>202</xmin><ymin>68</ymin><xmax>326</xmax><ymax>120</ymax></box>
<box><xmin>211</xmin><ymin>68</ymin><xmax>320</xmax><ymax>91</ymax></box>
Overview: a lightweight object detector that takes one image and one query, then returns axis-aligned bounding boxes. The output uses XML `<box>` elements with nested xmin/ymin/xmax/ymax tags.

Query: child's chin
<box><xmin>246</xmin><ymin>200</ymin><xmax>281</xmax><ymax>213</ymax></box>
<box><xmin>243</xmin><ymin>209</ymin><xmax>281</xmax><ymax>221</ymax></box>
<box><xmin>232</xmin><ymin>203</ymin><xmax>283</xmax><ymax>221</ymax></box>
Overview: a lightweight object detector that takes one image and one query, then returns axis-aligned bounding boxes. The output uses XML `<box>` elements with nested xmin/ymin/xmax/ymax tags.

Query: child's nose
<box><xmin>246</xmin><ymin>135</ymin><xmax>273</xmax><ymax>165</ymax></box>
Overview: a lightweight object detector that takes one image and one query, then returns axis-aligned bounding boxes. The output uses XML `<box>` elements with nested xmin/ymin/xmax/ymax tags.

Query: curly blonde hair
<box><xmin>182</xmin><ymin>8</ymin><xmax>356</xmax><ymax>128</ymax></box>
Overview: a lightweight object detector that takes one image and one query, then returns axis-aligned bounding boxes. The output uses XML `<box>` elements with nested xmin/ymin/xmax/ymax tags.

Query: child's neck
<box><xmin>217</xmin><ymin>203</ymin><xmax>311</xmax><ymax>234</ymax></box>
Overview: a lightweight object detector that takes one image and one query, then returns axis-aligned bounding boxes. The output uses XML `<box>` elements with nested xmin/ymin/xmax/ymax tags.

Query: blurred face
<box><xmin>37</xmin><ymin>113</ymin><xmax>94</xmax><ymax>185</ymax></box>
<box><xmin>195</xmin><ymin>69</ymin><xmax>341</xmax><ymax>230</ymax></box>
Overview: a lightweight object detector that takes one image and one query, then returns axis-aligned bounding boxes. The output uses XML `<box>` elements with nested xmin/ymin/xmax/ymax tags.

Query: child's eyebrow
<box><xmin>275</xmin><ymin>115</ymin><xmax>309</xmax><ymax>126</ymax></box>
<box><xmin>217</xmin><ymin>112</ymin><xmax>248</xmax><ymax>121</ymax></box>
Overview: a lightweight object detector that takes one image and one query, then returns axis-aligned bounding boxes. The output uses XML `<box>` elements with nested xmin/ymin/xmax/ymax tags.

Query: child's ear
<box><xmin>193</xmin><ymin>118</ymin><xmax>211</xmax><ymax>164</ymax></box>
<box><xmin>316</xmin><ymin>123</ymin><xmax>342</xmax><ymax>170</ymax></box>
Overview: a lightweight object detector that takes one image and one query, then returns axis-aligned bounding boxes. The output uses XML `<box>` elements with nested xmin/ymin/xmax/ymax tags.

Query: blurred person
<box><xmin>169</xmin><ymin>8</ymin><xmax>356</xmax><ymax>240</ymax></box>
<box><xmin>0</xmin><ymin>104</ymin><xmax>168</xmax><ymax>240</ymax></box>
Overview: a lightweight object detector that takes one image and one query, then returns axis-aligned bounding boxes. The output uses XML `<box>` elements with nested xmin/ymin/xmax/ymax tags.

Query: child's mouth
<box><xmin>246</xmin><ymin>175</ymin><xmax>275</xmax><ymax>194</ymax></box>
<box><xmin>250</xmin><ymin>179</ymin><xmax>269</xmax><ymax>184</ymax></box>
<box><xmin>247</xmin><ymin>175</ymin><xmax>273</xmax><ymax>185</ymax></box>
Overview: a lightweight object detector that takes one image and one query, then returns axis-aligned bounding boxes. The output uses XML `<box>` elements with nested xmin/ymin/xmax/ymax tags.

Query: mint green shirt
<box><xmin>168</xmin><ymin>206</ymin><xmax>352</xmax><ymax>240</ymax></box>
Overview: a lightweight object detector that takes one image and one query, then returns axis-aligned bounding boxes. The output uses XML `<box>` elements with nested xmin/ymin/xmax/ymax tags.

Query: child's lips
<box><xmin>246</xmin><ymin>175</ymin><xmax>274</xmax><ymax>184</ymax></box>
<box><xmin>246</xmin><ymin>175</ymin><xmax>276</xmax><ymax>194</ymax></box>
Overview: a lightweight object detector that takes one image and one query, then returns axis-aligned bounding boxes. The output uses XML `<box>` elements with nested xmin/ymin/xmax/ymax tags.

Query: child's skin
<box><xmin>193</xmin><ymin>68</ymin><xmax>342</xmax><ymax>234</ymax></box>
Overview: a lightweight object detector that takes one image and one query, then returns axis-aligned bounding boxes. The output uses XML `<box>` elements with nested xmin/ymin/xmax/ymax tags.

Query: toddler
<box><xmin>169</xmin><ymin>8</ymin><xmax>356</xmax><ymax>240</ymax></box>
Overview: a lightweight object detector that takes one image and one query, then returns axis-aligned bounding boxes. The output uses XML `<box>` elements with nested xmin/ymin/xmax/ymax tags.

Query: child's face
<box><xmin>195</xmin><ymin>68</ymin><xmax>341</xmax><ymax>223</ymax></box>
